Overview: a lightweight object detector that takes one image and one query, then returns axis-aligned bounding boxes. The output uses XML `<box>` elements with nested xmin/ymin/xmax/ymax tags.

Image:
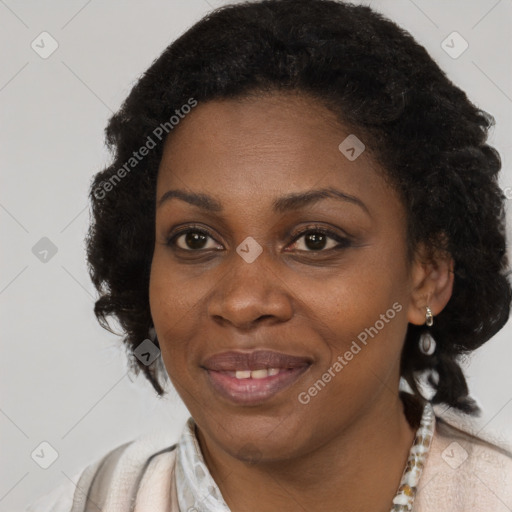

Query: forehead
<box><xmin>156</xmin><ymin>92</ymin><xmax>393</xmax><ymax>212</ymax></box>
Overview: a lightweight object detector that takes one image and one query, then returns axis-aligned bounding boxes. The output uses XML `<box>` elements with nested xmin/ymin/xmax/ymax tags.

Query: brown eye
<box><xmin>167</xmin><ymin>228</ymin><xmax>221</xmax><ymax>251</ymax></box>
<box><xmin>288</xmin><ymin>227</ymin><xmax>351</xmax><ymax>252</ymax></box>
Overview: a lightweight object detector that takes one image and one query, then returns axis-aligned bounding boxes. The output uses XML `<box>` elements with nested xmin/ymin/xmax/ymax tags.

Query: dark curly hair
<box><xmin>85</xmin><ymin>0</ymin><xmax>511</xmax><ymax>415</ymax></box>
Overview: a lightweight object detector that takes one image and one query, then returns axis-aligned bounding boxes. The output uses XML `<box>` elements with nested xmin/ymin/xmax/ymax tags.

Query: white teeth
<box><xmin>233</xmin><ymin>368</ymin><xmax>282</xmax><ymax>379</ymax></box>
<box><xmin>251</xmin><ymin>369</ymin><xmax>268</xmax><ymax>379</ymax></box>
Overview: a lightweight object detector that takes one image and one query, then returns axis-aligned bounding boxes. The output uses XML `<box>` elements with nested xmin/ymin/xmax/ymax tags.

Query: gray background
<box><xmin>1</xmin><ymin>1</ymin><xmax>511</xmax><ymax>510</ymax></box>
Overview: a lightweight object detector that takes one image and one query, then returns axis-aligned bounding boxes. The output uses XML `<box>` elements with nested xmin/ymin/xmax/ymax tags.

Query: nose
<box><xmin>207</xmin><ymin>246</ymin><xmax>294</xmax><ymax>330</ymax></box>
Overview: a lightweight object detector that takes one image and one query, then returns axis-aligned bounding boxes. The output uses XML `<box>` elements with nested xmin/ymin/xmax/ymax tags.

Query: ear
<box><xmin>407</xmin><ymin>241</ymin><xmax>454</xmax><ymax>326</ymax></box>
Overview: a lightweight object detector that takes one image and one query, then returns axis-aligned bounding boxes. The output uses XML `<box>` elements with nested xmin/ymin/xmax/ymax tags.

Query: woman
<box><xmin>26</xmin><ymin>0</ymin><xmax>512</xmax><ymax>510</ymax></box>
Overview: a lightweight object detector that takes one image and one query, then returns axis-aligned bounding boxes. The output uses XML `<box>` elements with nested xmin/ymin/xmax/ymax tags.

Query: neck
<box><xmin>196</xmin><ymin>392</ymin><xmax>419</xmax><ymax>512</ymax></box>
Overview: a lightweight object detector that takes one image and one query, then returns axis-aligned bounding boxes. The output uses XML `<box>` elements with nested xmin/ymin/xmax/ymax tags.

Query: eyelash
<box><xmin>166</xmin><ymin>224</ymin><xmax>351</xmax><ymax>253</ymax></box>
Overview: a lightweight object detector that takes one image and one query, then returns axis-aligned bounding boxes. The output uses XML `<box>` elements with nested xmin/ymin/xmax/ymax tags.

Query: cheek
<box><xmin>295</xmin><ymin>301</ymin><xmax>408</xmax><ymax>433</ymax></box>
<box><xmin>304</xmin><ymin>248</ymin><xmax>408</xmax><ymax>340</ymax></box>
<box><xmin>295</xmin><ymin>246</ymin><xmax>410</xmax><ymax>391</ymax></box>
<box><xmin>148</xmin><ymin>267</ymin><xmax>196</xmax><ymax>401</ymax></box>
<box><xmin>148</xmin><ymin>252</ymin><xmax>217</xmax><ymax>371</ymax></box>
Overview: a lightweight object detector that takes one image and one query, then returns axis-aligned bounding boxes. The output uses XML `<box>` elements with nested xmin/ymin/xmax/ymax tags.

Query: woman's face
<box><xmin>150</xmin><ymin>92</ymin><xmax>419</xmax><ymax>462</ymax></box>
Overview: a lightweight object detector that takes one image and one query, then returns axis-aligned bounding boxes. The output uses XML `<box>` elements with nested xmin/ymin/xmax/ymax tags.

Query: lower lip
<box><xmin>205</xmin><ymin>367</ymin><xmax>310</xmax><ymax>405</ymax></box>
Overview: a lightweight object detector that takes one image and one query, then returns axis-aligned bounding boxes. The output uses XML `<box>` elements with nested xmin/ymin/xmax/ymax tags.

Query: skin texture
<box><xmin>149</xmin><ymin>92</ymin><xmax>454</xmax><ymax>512</ymax></box>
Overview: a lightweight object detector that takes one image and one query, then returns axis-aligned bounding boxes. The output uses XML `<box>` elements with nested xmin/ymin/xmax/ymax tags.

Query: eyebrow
<box><xmin>157</xmin><ymin>187</ymin><xmax>370</xmax><ymax>215</ymax></box>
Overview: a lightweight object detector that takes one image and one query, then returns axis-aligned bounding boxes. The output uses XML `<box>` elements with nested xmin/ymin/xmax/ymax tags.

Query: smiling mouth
<box><xmin>202</xmin><ymin>350</ymin><xmax>312</xmax><ymax>405</ymax></box>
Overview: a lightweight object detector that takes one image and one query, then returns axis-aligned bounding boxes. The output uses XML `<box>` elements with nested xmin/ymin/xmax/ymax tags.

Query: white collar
<box><xmin>175</xmin><ymin>417</ymin><xmax>231</xmax><ymax>512</ymax></box>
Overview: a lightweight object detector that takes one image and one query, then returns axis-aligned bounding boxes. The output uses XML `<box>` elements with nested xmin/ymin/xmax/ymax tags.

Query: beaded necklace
<box><xmin>390</xmin><ymin>401</ymin><xmax>436</xmax><ymax>511</ymax></box>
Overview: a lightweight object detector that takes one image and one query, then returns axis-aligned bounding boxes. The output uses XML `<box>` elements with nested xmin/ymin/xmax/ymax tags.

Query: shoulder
<box><xmin>24</xmin><ymin>472</ymin><xmax>80</xmax><ymax>512</ymax></box>
<box><xmin>25</xmin><ymin>429</ymin><xmax>180</xmax><ymax>512</ymax></box>
<box><xmin>415</xmin><ymin>414</ymin><xmax>512</xmax><ymax>512</ymax></box>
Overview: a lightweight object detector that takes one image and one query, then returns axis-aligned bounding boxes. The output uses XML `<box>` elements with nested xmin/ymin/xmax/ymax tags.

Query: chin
<box><xmin>200</xmin><ymin>409</ymin><xmax>310</xmax><ymax>462</ymax></box>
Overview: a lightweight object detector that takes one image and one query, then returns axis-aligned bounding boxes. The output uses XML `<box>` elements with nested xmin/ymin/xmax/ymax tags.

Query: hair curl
<box><xmin>86</xmin><ymin>0</ymin><xmax>511</xmax><ymax>415</ymax></box>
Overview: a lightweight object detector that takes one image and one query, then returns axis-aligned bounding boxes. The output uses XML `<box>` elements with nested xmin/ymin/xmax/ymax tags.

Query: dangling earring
<box><xmin>419</xmin><ymin>306</ymin><xmax>435</xmax><ymax>355</ymax></box>
<box><xmin>425</xmin><ymin>306</ymin><xmax>433</xmax><ymax>327</ymax></box>
<box><xmin>148</xmin><ymin>326</ymin><xmax>157</xmax><ymax>342</ymax></box>
<box><xmin>419</xmin><ymin>332</ymin><xmax>436</xmax><ymax>355</ymax></box>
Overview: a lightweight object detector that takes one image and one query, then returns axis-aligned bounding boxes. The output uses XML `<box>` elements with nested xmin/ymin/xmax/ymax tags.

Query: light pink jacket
<box><xmin>26</xmin><ymin>415</ymin><xmax>512</xmax><ymax>511</ymax></box>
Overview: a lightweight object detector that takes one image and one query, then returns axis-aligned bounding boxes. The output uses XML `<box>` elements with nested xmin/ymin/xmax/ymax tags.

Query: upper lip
<box><xmin>202</xmin><ymin>350</ymin><xmax>312</xmax><ymax>371</ymax></box>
